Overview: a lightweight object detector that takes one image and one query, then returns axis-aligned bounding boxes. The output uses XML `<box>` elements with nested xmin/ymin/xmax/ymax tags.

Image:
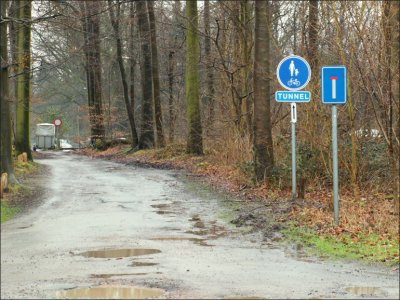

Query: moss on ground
<box><xmin>1</xmin><ymin>202</ymin><xmax>20</xmax><ymax>223</ymax></box>
<box><xmin>1</xmin><ymin>160</ymin><xmax>42</xmax><ymax>223</ymax></box>
<box><xmin>283</xmin><ymin>223</ymin><xmax>399</xmax><ymax>266</ymax></box>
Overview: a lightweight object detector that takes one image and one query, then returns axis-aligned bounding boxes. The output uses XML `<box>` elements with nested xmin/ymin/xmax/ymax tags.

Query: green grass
<box><xmin>14</xmin><ymin>161</ymin><xmax>39</xmax><ymax>177</ymax></box>
<box><xmin>283</xmin><ymin>223</ymin><xmax>399</xmax><ymax>266</ymax></box>
<box><xmin>1</xmin><ymin>160</ymin><xmax>40</xmax><ymax>223</ymax></box>
<box><xmin>1</xmin><ymin>202</ymin><xmax>20</xmax><ymax>223</ymax></box>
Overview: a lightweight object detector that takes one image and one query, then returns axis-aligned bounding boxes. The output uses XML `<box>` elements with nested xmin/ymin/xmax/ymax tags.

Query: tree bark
<box><xmin>129</xmin><ymin>0</ymin><xmax>136</xmax><ymax>126</ymax></box>
<box><xmin>185</xmin><ymin>1</ymin><xmax>203</xmax><ymax>155</ymax></box>
<box><xmin>253</xmin><ymin>0</ymin><xmax>274</xmax><ymax>181</ymax></box>
<box><xmin>15</xmin><ymin>0</ymin><xmax>32</xmax><ymax>160</ymax></box>
<box><xmin>136</xmin><ymin>0</ymin><xmax>155</xmax><ymax>149</ymax></box>
<box><xmin>147</xmin><ymin>1</ymin><xmax>165</xmax><ymax>148</ymax></box>
<box><xmin>80</xmin><ymin>1</ymin><xmax>105</xmax><ymax>147</ymax></box>
<box><xmin>0</xmin><ymin>0</ymin><xmax>16</xmax><ymax>182</ymax></box>
<box><xmin>203</xmin><ymin>0</ymin><xmax>215</xmax><ymax>133</ymax></box>
<box><xmin>108</xmin><ymin>0</ymin><xmax>138</xmax><ymax>148</ymax></box>
<box><xmin>168</xmin><ymin>50</ymin><xmax>175</xmax><ymax>143</ymax></box>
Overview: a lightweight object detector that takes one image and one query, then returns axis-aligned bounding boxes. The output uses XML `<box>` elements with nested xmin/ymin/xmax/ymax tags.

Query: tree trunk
<box><xmin>396</xmin><ymin>1</ymin><xmax>400</xmax><ymax>213</ymax></box>
<box><xmin>108</xmin><ymin>0</ymin><xmax>138</xmax><ymax>148</ymax></box>
<box><xmin>80</xmin><ymin>1</ymin><xmax>105</xmax><ymax>147</ymax></box>
<box><xmin>203</xmin><ymin>0</ymin><xmax>215</xmax><ymax>133</ymax></box>
<box><xmin>147</xmin><ymin>1</ymin><xmax>165</xmax><ymax>148</ymax></box>
<box><xmin>240</xmin><ymin>0</ymin><xmax>253</xmax><ymax>139</ymax></box>
<box><xmin>185</xmin><ymin>1</ymin><xmax>203</xmax><ymax>155</ymax></box>
<box><xmin>136</xmin><ymin>0</ymin><xmax>155</xmax><ymax>149</ymax></box>
<box><xmin>253</xmin><ymin>0</ymin><xmax>274</xmax><ymax>182</ymax></box>
<box><xmin>308</xmin><ymin>0</ymin><xmax>319</xmax><ymax>72</ymax></box>
<box><xmin>15</xmin><ymin>0</ymin><xmax>32</xmax><ymax>160</ymax></box>
<box><xmin>0</xmin><ymin>0</ymin><xmax>16</xmax><ymax>182</ymax></box>
<box><xmin>129</xmin><ymin>0</ymin><xmax>136</xmax><ymax>127</ymax></box>
<box><xmin>168</xmin><ymin>50</ymin><xmax>175</xmax><ymax>143</ymax></box>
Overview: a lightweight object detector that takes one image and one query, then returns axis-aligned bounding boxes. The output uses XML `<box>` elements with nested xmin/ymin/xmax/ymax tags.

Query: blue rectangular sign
<box><xmin>275</xmin><ymin>91</ymin><xmax>311</xmax><ymax>103</ymax></box>
<box><xmin>321</xmin><ymin>66</ymin><xmax>347</xmax><ymax>104</ymax></box>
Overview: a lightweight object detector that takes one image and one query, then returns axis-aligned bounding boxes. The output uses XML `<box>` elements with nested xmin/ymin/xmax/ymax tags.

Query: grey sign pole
<box><xmin>291</xmin><ymin>103</ymin><xmax>297</xmax><ymax>200</ymax></box>
<box><xmin>332</xmin><ymin>105</ymin><xmax>339</xmax><ymax>224</ymax></box>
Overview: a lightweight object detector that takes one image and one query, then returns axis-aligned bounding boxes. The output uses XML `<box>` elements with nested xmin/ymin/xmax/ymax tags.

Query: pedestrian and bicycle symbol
<box><xmin>276</xmin><ymin>55</ymin><xmax>312</xmax><ymax>91</ymax></box>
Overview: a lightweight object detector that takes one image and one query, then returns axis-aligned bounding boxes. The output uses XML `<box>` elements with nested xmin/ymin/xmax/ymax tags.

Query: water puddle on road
<box><xmin>345</xmin><ymin>286</ymin><xmax>386</xmax><ymax>297</ymax></box>
<box><xmin>130</xmin><ymin>261</ymin><xmax>159</xmax><ymax>267</ymax></box>
<box><xmin>151</xmin><ymin>204</ymin><xmax>170</xmax><ymax>209</ymax></box>
<box><xmin>55</xmin><ymin>286</ymin><xmax>164</xmax><ymax>299</ymax></box>
<box><xmin>224</xmin><ymin>297</ymin><xmax>263</xmax><ymax>300</ymax></box>
<box><xmin>90</xmin><ymin>272</ymin><xmax>162</xmax><ymax>278</ymax></box>
<box><xmin>78</xmin><ymin>248</ymin><xmax>161</xmax><ymax>258</ymax></box>
<box><xmin>155</xmin><ymin>210</ymin><xmax>175</xmax><ymax>215</ymax></box>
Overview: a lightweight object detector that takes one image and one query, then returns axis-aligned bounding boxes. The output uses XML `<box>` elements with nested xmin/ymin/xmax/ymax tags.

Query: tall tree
<box><xmin>108</xmin><ymin>0</ymin><xmax>138</xmax><ymax>148</ymax></box>
<box><xmin>129</xmin><ymin>0</ymin><xmax>136</xmax><ymax>134</ymax></box>
<box><xmin>0</xmin><ymin>0</ymin><xmax>16</xmax><ymax>181</ymax></box>
<box><xmin>308</xmin><ymin>0</ymin><xmax>319</xmax><ymax>71</ymax></box>
<box><xmin>147</xmin><ymin>0</ymin><xmax>165</xmax><ymax>148</ymax></box>
<box><xmin>136</xmin><ymin>0</ymin><xmax>154</xmax><ymax>149</ymax></box>
<box><xmin>186</xmin><ymin>1</ymin><xmax>203</xmax><ymax>155</ymax></box>
<box><xmin>167</xmin><ymin>0</ymin><xmax>183</xmax><ymax>143</ymax></box>
<box><xmin>240</xmin><ymin>0</ymin><xmax>253</xmax><ymax>138</ymax></box>
<box><xmin>80</xmin><ymin>1</ymin><xmax>105</xmax><ymax>147</ymax></box>
<box><xmin>15</xmin><ymin>0</ymin><xmax>32</xmax><ymax>160</ymax></box>
<box><xmin>167</xmin><ymin>50</ymin><xmax>175</xmax><ymax>143</ymax></box>
<box><xmin>253</xmin><ymin>0</ymin><xmax>274</xmax><ymax>181</ymax></box>
<box><xmin>203</xmin><ymin>0</ymin><xmax>215</xmax><ymax>131</ymax></box>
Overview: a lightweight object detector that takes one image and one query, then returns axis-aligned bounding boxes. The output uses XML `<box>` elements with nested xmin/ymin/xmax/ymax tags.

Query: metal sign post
<box><xmin>53</xmin><ymin>118</ymin><xmax>62</xmax><ymax>149</ymax></box>
<box><xmin>332</xmin><ymin>105</ymin><xmax>339</xmax><ymax>224</ymax></box>
<box><xmin>276</xmin><ymin>55</ymin><xmax>311</xmax><ymax>200</ymax></box>
<box><xmin>291</xmin><ymin>103</ymin><xmax>297</xmax><ymax>200</ymax></box>
<box><xmin>321</xmin><ymin>66</ymin><xmax>347</xmax><ymax>225</ymax></box>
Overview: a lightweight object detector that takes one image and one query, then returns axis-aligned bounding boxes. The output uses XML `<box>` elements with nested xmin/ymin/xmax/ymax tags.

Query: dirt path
<box><xmin>1</xmin><ymin>152</ymin><xmax>398</xmax><ymax>299</ymax></box>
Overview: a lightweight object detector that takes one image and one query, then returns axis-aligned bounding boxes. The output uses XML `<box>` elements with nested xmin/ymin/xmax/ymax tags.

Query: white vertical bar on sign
<box><xmin>330</xmin><ymin>76</ymin><xmax>338</xmax><ymax>100</ymax></box>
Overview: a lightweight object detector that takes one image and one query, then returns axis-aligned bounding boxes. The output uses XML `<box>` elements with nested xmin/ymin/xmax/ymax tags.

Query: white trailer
<box><xmin>35</xmin><ymin>123</ymin><xmax>56</xmax><ymax>149</ymax></box>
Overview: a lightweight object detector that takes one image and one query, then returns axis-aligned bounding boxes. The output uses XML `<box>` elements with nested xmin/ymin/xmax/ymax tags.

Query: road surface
<box><xmin>1</xmin><ymin>152</ymin><xmax>399</xmax><ymax>299</ymax></box>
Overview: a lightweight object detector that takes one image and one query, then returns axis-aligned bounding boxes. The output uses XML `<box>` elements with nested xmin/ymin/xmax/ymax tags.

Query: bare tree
<box><xmin>186</xmin><ymin>1</ymin><xmax>203</xmax><ymax>155</ymax></box>
<box><xmin>136</xmin><ymin>0</ymin><xmax>154</xmax><ymax>149</ymax></box>
<box><xmin>108</xmin><ymin>0</ymin><xmax>138</xmax><ymax>148</ymax></box>
<box><xmin>253</xmin><ymin>0</ymin><xmax>274</xmax><ymax>181</ymax></box>
<box><xmin>147</xmin><ymin>0</ymin><xmax>165</xmax><ymax>148</ymax></box>
<box><xmin>0</xmin><ymin>0</ymin><xmax>16</xmax><ymax>182</ymax></box>
<box><xmin>15</xmin><ymin>0</ymin><xmax>33</xmax><ymax>160</ymax></box>
<box><xmin>79</xmin><ymin>1</ymin><xmax>105</xmax><ymax>147</ymax></box>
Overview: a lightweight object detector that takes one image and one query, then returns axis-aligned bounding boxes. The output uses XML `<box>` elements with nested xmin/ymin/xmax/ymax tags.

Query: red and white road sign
<box><xmin>53</xmin><ymin>118</ymin><xmax>62</xmax><ymax>127</ymax></box>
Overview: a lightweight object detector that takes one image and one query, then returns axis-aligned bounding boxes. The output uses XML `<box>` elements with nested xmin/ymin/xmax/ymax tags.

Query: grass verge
<box><xmin>1</xmin><ymin>202</ymin><xmax>20</xmax><ymax>223</ymax></box>
<box><xmin>283</xmin><ymin>222</ymin><xmax>399</xmax><ymax>266</ymax></box>
<box><xmin>1</xmin><ymin>160</ymin><xmax>41</xmax><ymax>223</ymax></box>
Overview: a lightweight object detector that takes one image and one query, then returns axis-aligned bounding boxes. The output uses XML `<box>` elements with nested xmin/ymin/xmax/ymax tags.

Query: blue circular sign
<box><xmin>276</xmin><ymin>55</ymin><xmax>311</xmax><ymax>91</ymax></box>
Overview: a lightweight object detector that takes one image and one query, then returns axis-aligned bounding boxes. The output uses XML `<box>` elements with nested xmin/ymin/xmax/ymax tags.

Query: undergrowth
<box><xmin>283</xmin><ymin>223</ymin><xmax>399</xmax><ymax>266</ymax></box>
<box><xmin>1</xmin><ymin>202</ymin><xmax>20</xmax><ymax>223</ymax></box>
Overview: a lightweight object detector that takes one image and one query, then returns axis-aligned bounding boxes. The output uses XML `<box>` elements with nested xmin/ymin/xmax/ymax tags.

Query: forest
<box><xmin>0</xmin><ymin>1</ymin><xmax>399</xmax><ymax>249</ymax></box>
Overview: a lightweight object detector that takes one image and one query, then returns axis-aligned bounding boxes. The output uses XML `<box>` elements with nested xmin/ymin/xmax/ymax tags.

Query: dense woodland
<box><xmin>1</xmin><ymin>1</ymin><xmax>399</xmax><ymax>206</ymax></box>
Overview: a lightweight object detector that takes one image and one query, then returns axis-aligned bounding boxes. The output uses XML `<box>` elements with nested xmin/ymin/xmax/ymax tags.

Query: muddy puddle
<box><xmin>130</xmin><ymin>261</ymin><xmax>159</xmax><ymax>267</ymax></box>
<box><xmin>55</xmin><ymin>286</ymin><xmax>164</xmax><ymax>299</ymax></box>
<box><xmin>224</xmin><ymin>297</ymin><xmax>263</xmax><ymax>300</ymax></box>
<box><xmin>151</xmin><ymin>204</ymin><xmax>170</xmax><ymax>209</ymax></box>
<box><xmin>345</xmin><ymin>286</ymin><xmax>387</xmax><ymax>297</ymax></box>
<box><xmin>90</xmin><ymin>272</ymin><xmax>162</xmax><ymax>279</ymax></box>
<box><xmin>150</xmin><ymin>236</ymin><xmax>211</xmax><ymax>247</ymax></box>
<box><xmin>78</xmin><ymin>249</ymin><xmax>161</xmax><ymax>258</ymax></box>
<box><xmin>155</xmin><ymin>210</ymin><xmax>175</xmax><ymax>215</ymax></box>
